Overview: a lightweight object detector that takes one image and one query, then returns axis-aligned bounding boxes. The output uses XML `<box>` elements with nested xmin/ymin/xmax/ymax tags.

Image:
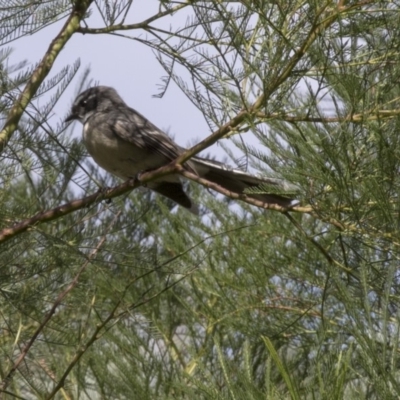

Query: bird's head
<box><xmin>65</xmin><ymin>86</ymin><xmax>126</xmax><ymax>124</ymax></box>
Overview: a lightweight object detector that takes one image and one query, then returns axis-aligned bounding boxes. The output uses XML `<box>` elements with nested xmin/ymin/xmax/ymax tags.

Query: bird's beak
<box><xmin>65</xmin><ymin>113</ymin><xmax>77</xmax><ymax>123</ymax></box>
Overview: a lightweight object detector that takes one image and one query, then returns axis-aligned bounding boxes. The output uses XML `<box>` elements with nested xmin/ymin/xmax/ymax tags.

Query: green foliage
<box><xmin>1</xmin><ymin>1</ymin><xmax>400</xmax><ymax>399</ymax></box>
<box><xmin>0</xmin><ymin>0</ymin><xmax>71</xmax><ymax>45</ymax></box>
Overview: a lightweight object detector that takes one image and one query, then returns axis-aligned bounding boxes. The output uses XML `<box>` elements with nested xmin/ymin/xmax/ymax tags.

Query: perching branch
<box><xmin>0</xmin><ymin>178</ymin><xmax>139</xmax><ymax>243</ymax></box>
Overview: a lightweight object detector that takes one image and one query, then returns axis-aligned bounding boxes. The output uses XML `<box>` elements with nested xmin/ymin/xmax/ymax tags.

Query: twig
<box><xmin>77</xmin><ymin>3</ymin><xmax>190</xmax><ymax>34</ymax></box>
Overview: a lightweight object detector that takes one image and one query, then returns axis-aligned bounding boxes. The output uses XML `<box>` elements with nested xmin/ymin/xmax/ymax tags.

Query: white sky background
<box><xmin>9</xmin><ymin>1</ymin><xmax>241</xmax><ymax>160</ymax></box>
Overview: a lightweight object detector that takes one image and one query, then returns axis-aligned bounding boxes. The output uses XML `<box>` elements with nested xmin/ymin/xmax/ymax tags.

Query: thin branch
<box><xmin>1</xmin><ymin>120</ymin><xmax>360</xmax><ymax>245</ymax></box>
<box><xmin>77</xmin><ymin>2</ymin><xmax>189</xmax><ymax>34</ymax></box>
<box><xmin>0</xmin><ymin>0</ymin><xmax>93</xmax><ymax>153</ymax></box>
<box><xmin>0</xmin><ymin>178</ymin><xmax>139</xmax><ymax>243</ymax></box>
<box><xmin>0</xmin><ymin>128</ymin><xmax>314</xmax><ymax>246</ymax></box>
<box><xmin>177</xmin><ymin>166</ymin><xmax>308</xmax><ymax>212</ymax></box>
<box><xmin>256</xmin><ymin>109</ymin><xmax>400</xmax><ymax>124</ymax></box>
<box><xmin>176</xmin><ymin>109</ymin><xmax>251</xmax><ymax>164</ymax></box>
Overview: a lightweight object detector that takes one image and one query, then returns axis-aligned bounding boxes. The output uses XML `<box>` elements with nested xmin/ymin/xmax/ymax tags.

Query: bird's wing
<box><xmin>108</xmin><ymin>105</ymin><xmax>184</xmax><ymax>162</ymax></box>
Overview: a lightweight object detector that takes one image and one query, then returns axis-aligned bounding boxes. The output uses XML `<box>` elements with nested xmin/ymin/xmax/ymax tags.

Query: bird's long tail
<box><xmin>192</xmin><ymin>157</ymin><xmax>298</xmax><ymax>208</ymax></box>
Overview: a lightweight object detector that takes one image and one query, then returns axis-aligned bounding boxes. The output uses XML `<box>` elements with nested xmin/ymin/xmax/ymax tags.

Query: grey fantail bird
<box><xmin>65</xmin><ymin>86</ymin><xmax>297</xmax><ymax>213</ymax></box>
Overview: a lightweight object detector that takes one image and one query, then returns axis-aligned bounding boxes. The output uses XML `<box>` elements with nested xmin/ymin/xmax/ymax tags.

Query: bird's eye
<box><xmin>80</xmin><ymin>99</ymin><xmax>87</xmax><ymax>107</ymax></box>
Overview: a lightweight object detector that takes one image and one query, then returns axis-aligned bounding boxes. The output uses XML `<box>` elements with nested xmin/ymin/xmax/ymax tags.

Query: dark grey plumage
<box><xmin>66</xmin><ymin>86</ymin><xmax>297</xmax><ymax>213</ymax></box>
